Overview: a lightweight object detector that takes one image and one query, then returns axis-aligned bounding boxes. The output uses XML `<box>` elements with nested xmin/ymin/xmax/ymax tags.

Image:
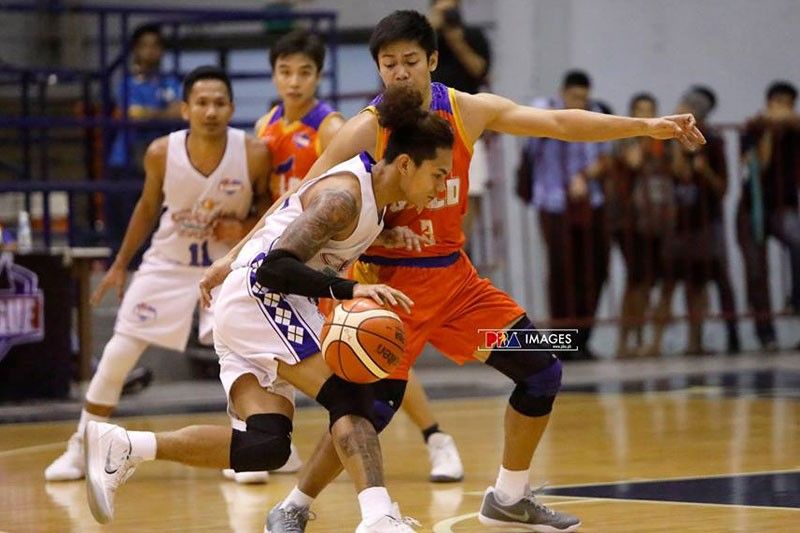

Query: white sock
<box><xmin>77</xmin><ymin>410</ymin><xmax>109</xmax><ymax>436</ymax></box>
<box><xmin>128</xmin><ymin>431</ymin><xmax>157</xmax><ymax>461</ymax></box>
<box><xmin>494</xmin><ymin>466</ymin><xmax>530</xmax><ymax>504</ymax></box>
<box><xmin>357</xmin><ymin>486</ymin><xmax>392</xmax><ymax>524</ymax></box>
<box><xmin>280</xmin><ymin>487</ymin><xmax>314</xmax><ymax>510</ymax></box>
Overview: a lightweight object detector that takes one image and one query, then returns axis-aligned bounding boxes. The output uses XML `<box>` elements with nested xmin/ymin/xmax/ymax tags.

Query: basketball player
<box><xmin>83</xmin><ymin>85</ymin><xmax>454</xmax><ymax>533</ymax></box>
<box><xmin>257</xmin><ymin>28</ymin><xmax>464</xmax><ymax>483</ymax></box>
<box><xmin>44</xmin><ymin>66</ymin><xmax>271</xmax><ymax>483</ymax></box>
<box><xmin>208</xmin><ymin>10</ymin><xmax>705</xmax><ymax>532</ymax></box>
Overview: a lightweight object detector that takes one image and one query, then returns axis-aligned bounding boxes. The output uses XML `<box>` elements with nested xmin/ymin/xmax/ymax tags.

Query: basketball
<box><xmin>321</xmin><ymin>298</ymin><xmax>406</xmax><ymax>383</ymax></box>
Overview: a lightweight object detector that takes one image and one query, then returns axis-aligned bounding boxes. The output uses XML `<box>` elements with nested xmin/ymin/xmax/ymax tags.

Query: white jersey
<box><xmin>146</xmin><ymin>128</ymin><xmax>252</xmax><ymax>267</ymax></box>
<box><xmin>234</xmin><ymin>152</ymin><xmax>385</xmax><ymax>275</ymax></box>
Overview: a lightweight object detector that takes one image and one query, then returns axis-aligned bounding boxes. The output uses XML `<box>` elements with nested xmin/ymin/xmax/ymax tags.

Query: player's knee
<box><xmin>229</xmin><ymin>413</ymin><xmax>292</xmax><ymax>472</ymax></box>
<box><xmin>509</xmin><ymin>358</ymin><xmax>563</xmax><ymax>417</ymax></box>
<box><xmin>370</xmin><ymin>379</ymin><xmax>407</xmax><ymax>433</ymax></box>
<box><xmin>316</xmin><ymin>375</ymin><xmax>374</xmax><ymax>429</ymax></box>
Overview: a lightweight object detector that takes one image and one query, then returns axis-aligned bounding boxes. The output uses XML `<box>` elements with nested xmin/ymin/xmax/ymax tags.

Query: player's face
<box><xmin>377</xmin><ymin>41</ymin><xmax>438</xmax><ymax>98</ymax></box>
<box><xmin>273</xmin><ymin>53</ymin><xmax>321</xmax><ymax>108</ymax></box>
<box><xmin>134</xmin><ymin>33</ymin><xmax>163</xmax><ymax>70</ymax></box>
<box><xmin>767</xmin><ymin>93</ymin><xmax>796</xmax><ymax>114</ymax></box>
<box><xmin>399</xmin><ymin>147</ymin><xmax>453</xmax><ymax>210</ymax></box>
<box><xmin>631</xmin><ymin>99</ymin><xmax>656</xmax><ymax>119</ymax></box>
<box><xmin>561</xmin><ymin>85</ymin><xmax>590</xmax><ymax>110</ymax></box>
<box><xmin>182</xmin><ymin>79</ymin><xmax>234</xmax><ymax>137</ymax></box>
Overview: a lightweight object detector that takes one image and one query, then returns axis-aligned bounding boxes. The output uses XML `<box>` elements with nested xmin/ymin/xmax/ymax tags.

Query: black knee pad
<box><xmin>369</xmin><ymin>379</ymin><xmax>407</xmax><ymax>433</ymax></box>
<box><xmin>229</xmin><ymin>413</ymin><xmax>292</xmax><ymax>472</ymax></box>
<box><xmin>508</xmin><ymin>358</ymin><xmax>562</xmax><ymax>417</ymax></box>
<box><xmin>485</xmin><ymin>315</ymin><xmax>563</xmax><ymax>417</ymax></box>
<box><xmin>316</xmin><ymin>375</ymin><xmax>375</xmax><ymax>429</ymax></box>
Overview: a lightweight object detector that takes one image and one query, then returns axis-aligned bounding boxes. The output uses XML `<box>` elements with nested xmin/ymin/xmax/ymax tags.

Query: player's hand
<box><xmin>199</xmin><ymin>255</ymin><xmax>234</xmax><ymax>308</ymax></box>
<box><xmin>212</xmin><ymin>217</ymin><xmax>245</xmax><ymax>244</ymax></box>
<box><xmin>353</xmin><ymin>283</ymin><xmax>414</xmax><ymax>314</ymax></box>
<box><xmin>646</xmin><ymin>114</ymin><xmax>706</xmax><ymax>150</ymax></box>
<box><xmin>374</xmin><ymin>226</ymin><xmax>434</xmax><ymax>252</ymax></box>
<box><xmin>90</xmin><ymin>264</ymin><xmax>127</xmax><ymax>306</ymax></box>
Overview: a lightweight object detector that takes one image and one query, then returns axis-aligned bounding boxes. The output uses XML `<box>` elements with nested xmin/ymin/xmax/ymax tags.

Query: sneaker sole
<box><xmin>84</xmin><ymin>422</ymin><xmax>112</xmax><ymax>524</ymax></box>
<box><xmin>478</xmin><ymin>513</ymin><xmax>581</xmax><ymax>532</ymax></box>
<box><xmin>429</xmin><ymin>473</ymin><xmax>464</xmax><ymax>483</ymax></box>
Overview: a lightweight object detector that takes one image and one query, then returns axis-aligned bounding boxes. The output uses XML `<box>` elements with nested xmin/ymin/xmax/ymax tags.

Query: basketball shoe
<box><xmin>478</xmin><ymin>486</ymin><xmax>581</xmax><ymax>532</ymax></box>
<box><xmin>84</xmin><ymin>421</ymin><xmax>142</xmax><ymax>524</ymax></box>
<box><xmin>427</xmin><ymin>432</ymin><xmax>464</xmax><ymax>482</ymax></box>
<box><xmin>355</xmin><ymin>503</ymin><xmax>420</xmax><ymax>532</ymax></box>
<box><xmin>45</xmin><ymin>432</ymin><xmax>85</xmax><ymax>481</ymax></box>
<box><xmin>264</xmin><ymin>502</ymin><xmax>315</xmax><ymax>533</ymax></box>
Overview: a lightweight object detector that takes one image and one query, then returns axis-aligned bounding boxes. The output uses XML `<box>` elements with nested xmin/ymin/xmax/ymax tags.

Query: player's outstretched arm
<box><xmin>460</xmin><ymin>91</ymin><xmax>706</xmax><ymax>149</ymax></box>
<box><xmin>90</xmin><ymin>138</ymin><xmax>166</xmax><ymax>305</ymax></box>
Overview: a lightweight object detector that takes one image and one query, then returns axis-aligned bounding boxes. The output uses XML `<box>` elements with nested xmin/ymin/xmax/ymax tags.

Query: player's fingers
<box><xmin>379</xmin><ymin>288</ymin><xmax>399</xmax><ymax>308</ymax></box>
<box><xmin>392</xmin><ymin>290</ymin><xmax>414</xmax><ymax>311</ymax></box>
<box><xmin>368</xmin><ymin>291</ymin><xmax>385</xmax><ymax>308</ymax></box>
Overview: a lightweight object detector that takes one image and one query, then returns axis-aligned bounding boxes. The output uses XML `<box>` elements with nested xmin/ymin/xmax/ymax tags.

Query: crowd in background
<box><xmin>517</xmin><ymin>72</ymin><xmax>800</xmax><ymax>360</ymax></box>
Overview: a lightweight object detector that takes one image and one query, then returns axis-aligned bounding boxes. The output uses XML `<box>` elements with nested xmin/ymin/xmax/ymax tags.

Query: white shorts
<box><xmin>115</xmin><ymin>254</ymin><xmax>212</xmax><ymax>351</ymax></box>
<box><xmin>213</xmin><ymin>255</ymin><xmax>325</xmax><ymax>418</ymax></box>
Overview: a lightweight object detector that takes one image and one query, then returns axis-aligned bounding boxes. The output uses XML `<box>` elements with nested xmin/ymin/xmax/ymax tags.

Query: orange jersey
<box><xmin>363</xmin><ymin>82</ymin><xmax>473</xmax><ymax>259</ymax></box>
<box><xmin>256</xmin><ymin>101</ymin><xmax>338</xmax><ymax>203</ymax></box>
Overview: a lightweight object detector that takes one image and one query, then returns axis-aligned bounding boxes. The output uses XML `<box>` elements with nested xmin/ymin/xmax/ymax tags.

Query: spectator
<box><xmin>428</xmin><ymin>0</ymin><xmax>492</xmax><ymax>256</ymax></box>
<box><xmin>646</xmin><ymin>86</ymin><xmax>733</xmax><ymax>355</ymax></box>
<box><xmin>520</xmin><ymin>70</ymin><xmax>612</xmax><ymax>360</ymax></box>
<box><xmin>737</xmin><ymin>80</ymin><xmax>800</xmax><ymax>350</ymax></box>
<box><xmin>609</xmin><ymin>93</ymin><xmax>673</xmax><ymax>357</ymax></box>
<box><xmin>105</xmin><ymin>24</ymin><xmax>182</xmax><ymax>258</ymax></box>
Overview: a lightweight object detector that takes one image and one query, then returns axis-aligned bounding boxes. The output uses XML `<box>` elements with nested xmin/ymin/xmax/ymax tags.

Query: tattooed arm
<box><xmin>256</xmin><ymin>183</ymin><xmax>359</xmax><ymax>299</ymax></box>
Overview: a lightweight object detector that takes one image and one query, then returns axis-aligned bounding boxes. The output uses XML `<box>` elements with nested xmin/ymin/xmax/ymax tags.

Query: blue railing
<box><xmin>0</xmin><ymin>1</ymin><xmax>340</xmax><ymax>247</ymax></box>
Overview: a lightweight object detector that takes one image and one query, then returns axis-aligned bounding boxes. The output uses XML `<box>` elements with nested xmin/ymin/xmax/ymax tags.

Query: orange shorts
<box><xmin>353</xmin><ymin>251</ymin><xmax>525</xmax><ymax>379</ymax></box>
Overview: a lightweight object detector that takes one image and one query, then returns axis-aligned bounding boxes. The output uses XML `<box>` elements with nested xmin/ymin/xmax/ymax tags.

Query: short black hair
<box><xmin>269</xmin><ymin>29</ymin><xmax>325</xmax><ymax>72</ymax></box>
<box><xmin>562</xmin><ymin>69</ymin><xmax>591</xmax><ymax>89</ymax></box>
<box><xmin>131</xmin><ymin>23</ymin><xmax>164</xmax><ymax>47</ymax></box>
<box><xmin>629</xmin><ymin>92</ymin><xmax>657</xmax><ymax>113</ymax></box>
<box><xmin>369</xmin><ymin>10</ymin><xmax>437</xmax><ymax>63</ymax></box>
<box><xmin>766</xmin><ymin>80</ymin><xmax>798</xmax><ymax>102</ymax></box>
<box><xmin>690</xmin><ymin>85</ymin><xmax>717</xmax><ymax>111</ymax></box>
<box><xmin>182</xmin><ymin>66</ymin><xmax>233</xmax><ymax>102</ymax></box>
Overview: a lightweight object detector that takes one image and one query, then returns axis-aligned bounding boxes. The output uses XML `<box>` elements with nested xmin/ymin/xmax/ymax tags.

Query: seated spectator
<box><xmin>736</xmin><ymin>80</ymin><xmax>800</xmax><ymax>350</ymax></box>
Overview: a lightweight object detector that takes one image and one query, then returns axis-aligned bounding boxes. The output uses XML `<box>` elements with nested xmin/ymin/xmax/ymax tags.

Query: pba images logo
<box><xmin>0</xmin><ymin>252</ymin><xmax>44</xmax><ymax>361</ymax></box>
<box><xmin>218</xmin><ymin>178</ymin><xmax>245</xmax><ymax>195</ymax></box>
<box><xmin>480</xmin><ymin>328</ymin><xmax>578</xmax><ymax>351</ymax></box>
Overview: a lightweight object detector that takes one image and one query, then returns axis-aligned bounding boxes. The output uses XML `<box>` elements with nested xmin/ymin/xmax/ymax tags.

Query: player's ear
<box><xmin>428</xmin><ymin>50</ymin><xmax>438</xmax><ymax>73</ymax></box>
<box><xmin>181</xmin><ymin>101</ymin><xmax>190</xmax><ymax>121</ymax></box>
<box><xmin>396</xmin><ymin>153</ymin><xmax>414</xmax><ymax>177</ymax></box>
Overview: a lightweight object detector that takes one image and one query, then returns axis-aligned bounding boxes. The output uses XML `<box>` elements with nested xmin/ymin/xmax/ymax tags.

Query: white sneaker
<box><xmin>84</xmin><ymin>421</ymin><xmax>142</xmax><ymax>524</ymax></box>
<box><xmin>271</xmin><ymin>444</ymin><xmax>303</xmax><ymax>474</ymax></box>
<box><xmin>222</xmin><ymin>468</ymin><xmax>270</xmax><ymax>484</ymax></box>
<box><xmin>355</xmin><ymin>503</ymin><xmax>420</xmax><ymax>532</ymax></box>
<box><xmin>427</xmin><ymin>433</ymin><xmax>463</xmax><ymax>482</ymax></box>
<box><xmin>45</xmin><ymin>432</ymin><xmax>85</xmax><ymax>481</ymax></box>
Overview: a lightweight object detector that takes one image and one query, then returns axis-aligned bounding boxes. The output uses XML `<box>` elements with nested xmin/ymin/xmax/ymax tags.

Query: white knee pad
<box><xmin>85</xmin><ymin>333</ymin><xmax>149</xmax><ymax>406</ymax></box>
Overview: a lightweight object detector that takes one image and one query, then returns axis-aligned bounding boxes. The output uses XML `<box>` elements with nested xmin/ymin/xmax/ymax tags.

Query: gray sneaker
<box><xmin>264</xmin><ymin>503</ymin><xmax>314</xmax><ymax>533</ymax></box>
<box><xmin>478</xmin><ymin>486</ymin><xmax>581</xmax><ymax>532</ymax></box>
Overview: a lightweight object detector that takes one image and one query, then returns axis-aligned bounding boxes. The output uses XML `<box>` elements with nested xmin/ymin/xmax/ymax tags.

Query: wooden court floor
<box><xmin>1</xmin><ymin>391</ymin><xmax>798</xmax><ymax>532</ymax></box>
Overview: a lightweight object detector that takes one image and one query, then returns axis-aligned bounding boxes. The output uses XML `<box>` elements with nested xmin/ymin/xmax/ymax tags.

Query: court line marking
<box><xmin>534</xmin><ymin>466</ymin><xmax>800</xmax><ymax>489</ymax></box>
